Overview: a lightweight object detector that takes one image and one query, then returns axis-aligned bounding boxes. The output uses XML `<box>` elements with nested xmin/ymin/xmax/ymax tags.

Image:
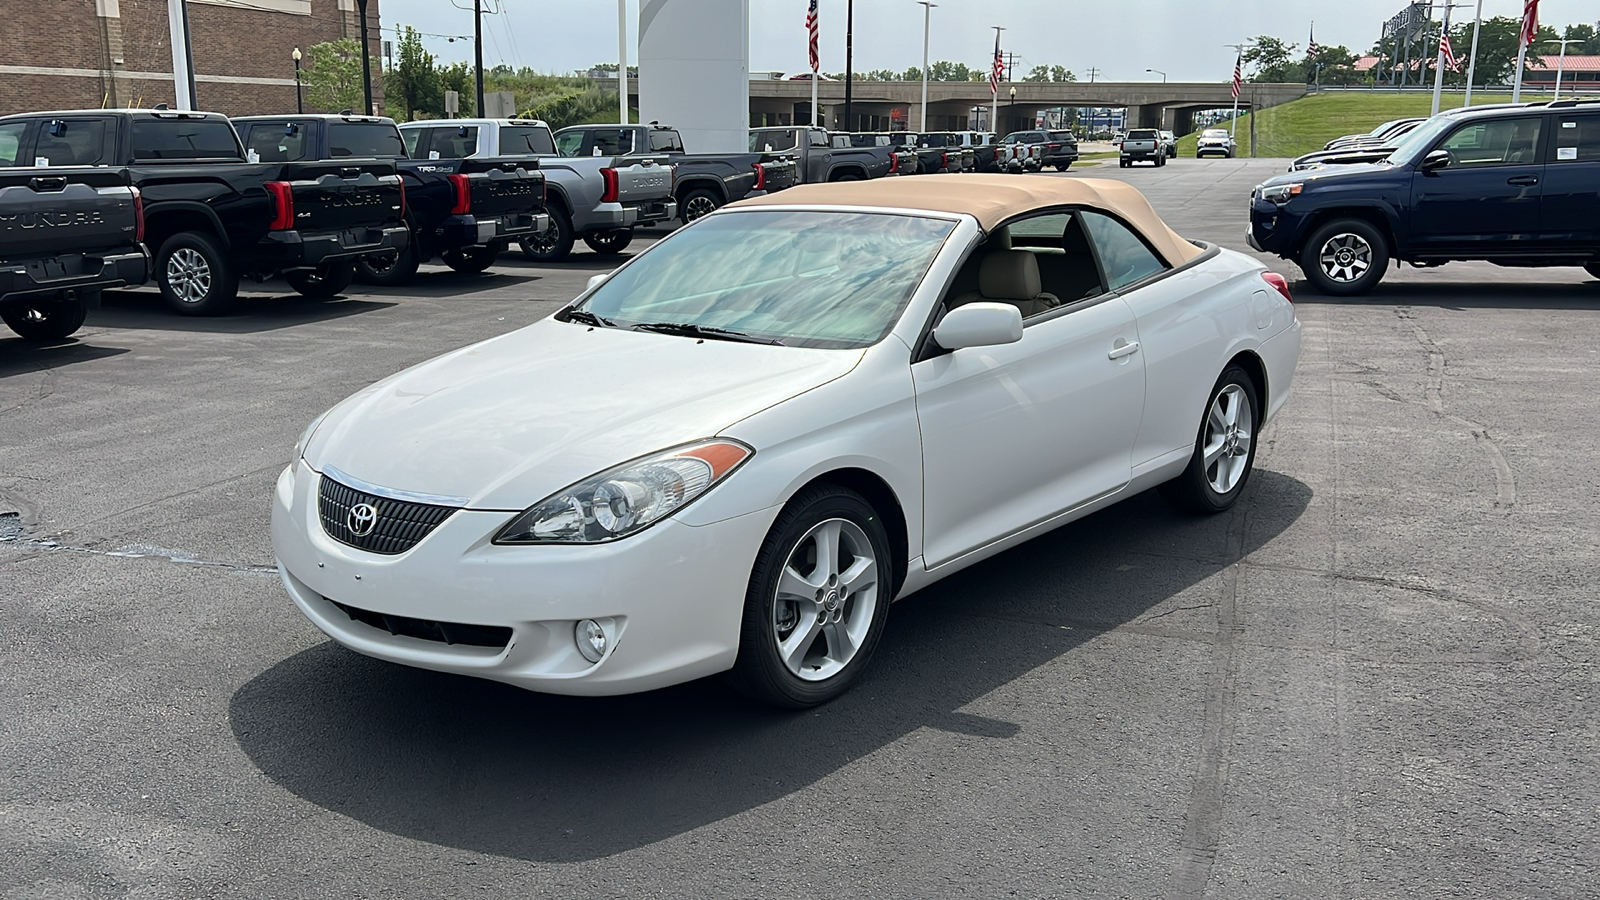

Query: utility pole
<box><xmin>843</xmin><ymin>0</ymin><xmax>854</xmax><ymax>133</ymax></box>
<box><xmin>1085</xmin><ymin>66</ymin><xmax>1100</xmax><ymax>84</ymax></box>
<box><xmin>917</xmin><ymin>2</ymin><xmax>937</xmax><ymax>133</ymax></box>
<box><xmin>1462</xmin><ymin>0</ymin><xmax>1484</xmax><ymax>105</ymax></box>
<box><xmin>357</xmin><ymin>0</ymin><xmax>373</xmax><ymax>115</ymax></box>
<box><xmin>473</xmin><ymin>0</ymin><xmax>485</xmax><ymax>118</ymax></box>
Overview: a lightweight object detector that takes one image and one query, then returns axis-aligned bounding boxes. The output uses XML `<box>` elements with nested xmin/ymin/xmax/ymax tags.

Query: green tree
<box><xmin>302</xmin><ymin>39</ymin><xmax>371</xmax><ymax>113</ymax></box>
<box><xmin>1244</xmin><ymin>35</ymin><xmax>1302</xmax><ymax>82</ymax></box>
<box><xmin>1562</xmin><ymin>23</ymin><xmax>1599</xmax><ymax>55</ymax></box>
<box><xmin>1440</xmin><ymin>17</ymin><xmax>1552</xmax><ymax>86</ymax></box>
<box><xmin>1306</xmin><ymin>44</ymin><xmax>1361</xmax><ymax>85</ymax></box>
<box><xmin>860</xmin><ymin>69</ymin><xmax>899</xmax><ymax>81</ymax></box>
<box><xmin>384</xmin><ymin>26</ymin><xmax>441</xmax><ymax>122</ymax></box>
<box><xmin>1023</xmin><ymin>65</ymin><xmax>1077</xmax><ymax>83</ymax></box>
<box><xmin>439</xmin><ymin>61</ymin><xmax>476</xmax><ymax>117</ymax></box>
<box><xmin>900</xmin><ymin>65</ymin><xmax>923</xmax><ymax>81</ymax></box>
<box><xmin>1050</xmin><ymin>65</ymin><xmax>1077</xmax><ymax>83</ymax></box>
<box><xmin>928</xmin><ymin>60</ymin><xmax>979</xmax><ymax>81</ymax></box>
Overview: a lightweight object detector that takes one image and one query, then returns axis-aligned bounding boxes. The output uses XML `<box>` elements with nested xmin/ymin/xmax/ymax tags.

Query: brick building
<box><xmin>0</xmin><ymin>0</ymin><xmax>382</xmax><ymax>117</ymax></box>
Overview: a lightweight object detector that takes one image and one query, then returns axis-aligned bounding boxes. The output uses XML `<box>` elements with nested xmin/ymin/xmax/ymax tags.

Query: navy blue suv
<box><xmin>1249</xmin><ymin>101</ymin><xmax>1600</xmax><ymax>295</ymax></box>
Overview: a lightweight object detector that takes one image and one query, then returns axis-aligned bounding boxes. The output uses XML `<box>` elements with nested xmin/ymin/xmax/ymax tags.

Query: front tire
<box><xmin>441</xmin><ymin>245</ymin><xmax>498</xmax><ymax>274</ymax></box>
<box><xmin>582</xmin><ymin>230</ymin><xmax>634</xmax><ymax>255</ymax></box>
<box><xmin>2</xmin><ymin>293</ymin><xmax>89</xmax><ymax>340</ymax></box>
<box><xmin>157</xmin><ymin>231</ymin><xmax>238</xmax><ymax>316</ymax></box>
<box><xmin>727</xmin><ymin>485</ymin><xmax>893</xmax><ymax>708</ymax></box>
<box><xmin>518</xmin><ymin>205</ymin><xmax>575</xmax><ymax>263</ymax></box>
<box><xmin>1299</xmin><ymin>218</ymin><xmax>1390</xmax><ymax>296</ymax></box>
<box><xmin>1159</xmin><ymin>366</ymin><xmax>1261</xmax><ymax>514</ymax></box>
<box><xmin>284</xmin><ymin>261</ymin><xmax>356</xmax><ymax>298</ymax></box>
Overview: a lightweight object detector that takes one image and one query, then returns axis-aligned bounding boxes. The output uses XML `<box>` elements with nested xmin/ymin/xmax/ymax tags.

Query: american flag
<box><xmin>1231</xmin><ymin>52</ymin><xmax>1242</xmax><ymax>99</ymax></box>
<box><xmin>807</xmin><ymin>0</ymin><xmax>819</xmax><ymax>73</ymax></box>
<box><xmin>1307</xmin><ymin>24</ymin><xmax>1318</xmax><ymax>62</ymax></box>
<box><xmin>990</xmin><ymin>35</ymin><xmax>1004</xmax><ymax>94</ymax></box>
<box><xmin>1520</xmin><ymin>0</ymin><xmax>1539</xmax><ymax>48</ymax></box>
<box><xmin>1441</xmin><ymin>28</ymin><xmax>1461</xmax><ymax>73</ymax></box>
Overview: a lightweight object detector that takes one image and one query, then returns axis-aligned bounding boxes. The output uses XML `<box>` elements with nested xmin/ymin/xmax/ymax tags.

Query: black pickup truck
<box><xmin>233</xmin><ymin>114</ymin><xmax>548</xmax><ymax>284</ymax></box>
<box><xmin>0</xmin><ymin>166</ymin><xmax>148</xmax><ymax>340</ymax></box>
<box><xmin>749</xmin><ymin>127</ymin><xmax>906</xmax><ymax>183</ymax></box>
<box><xmin>0</xmin><ymin>109</ymin><xmax>407</xmax><ymax>314</ymax></box>
<box><xmin>551</xmin><ymin>124</ymin><xmax>796</xmax><ymax>224</ymax></box>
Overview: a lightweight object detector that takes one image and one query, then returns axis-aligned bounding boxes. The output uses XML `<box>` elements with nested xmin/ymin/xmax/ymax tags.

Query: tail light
<box><xmin>752</xmin><ymin>162</ymin><xmax>767</xmax><ymax>190</ymax></box>
<box><xmin>396</xmin><ymin>177</ymin><xmax>407</xmax><ymax>219</ymax></box>
<box><xmin>1262</xmin><ymin>271</ymin><xmax>1294</xmax><ymax>303</ymax></box>
<box><xmin>888</xmin><ymin>153</ymin><xmax>899</xmax><ymax>173</ymax></box>
<box><xmin>130</xmin><ymin>186</ymin><xmax>144</xmax><ymax>243</ymax></box>
<box><xmin>941</xmin><ymin>152</ymin><xmax>949</xmax><ymax>169</ymax></box>
<box><xmin>266</xmin><ymin>181</ymin><xmax>294</xmax><ymax>231</ymax></box>
<box><xmin>448</xmin><ymin>173</ymin><xmax>471</xmax><ymax>215</ymax></box>
<box><xmin>600</xmin><ymin>167</ymin><xmax>619</xmax><ymax>203</ymax></box>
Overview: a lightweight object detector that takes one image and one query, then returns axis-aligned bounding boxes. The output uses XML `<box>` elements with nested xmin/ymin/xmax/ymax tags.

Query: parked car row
<box><xmin>1251</xmin><ymin>98</ymin><xmax>1600</xmax><ymax>294</ymax></box>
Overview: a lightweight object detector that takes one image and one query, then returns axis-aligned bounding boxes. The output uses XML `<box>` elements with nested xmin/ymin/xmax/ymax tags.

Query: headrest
<box><xmin>979</xmin><ymin>250</ymin><xmax>1042</xmax><ymax>301</ymax></box>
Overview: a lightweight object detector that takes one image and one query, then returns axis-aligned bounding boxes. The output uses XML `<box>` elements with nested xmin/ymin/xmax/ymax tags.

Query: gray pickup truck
<box><xmin>552</xmin><ymin>123</ymin><xmax>797</xmax><ymax>223</ymax></box>
<box><xmin>1119</xmin><ymin>128</ymin><xmax>1165</xmax><ymax>167</ymax></box>
<box><xmin>749</xmin><ymin>127</ymin><xmax>901</xmax><ymax>183</ymax></box>
<box><xmin>399</xmin><ymin>118</ymin><xmax>676</xmax><ymax>262</ymax></box>
<box><xmin>0</xmin><ymin>166</ymin><xmax>148</xmax><ymax>340</ymax></box>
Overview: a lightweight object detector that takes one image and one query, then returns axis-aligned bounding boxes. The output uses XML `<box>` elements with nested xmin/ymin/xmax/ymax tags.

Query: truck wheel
<box><xmin>1299</xmin><ymin>219</ymin><xmax>1390</xmax><ymax>296</ymax></box>
<box><xmin>441</xmin><ymin>246</ymin><xmax>498</xmax><ymax>274</ymax></box>
<box><xmin>1054</xmin><ymin>162</ymin><xmax>1072</xmax><ymax>171</ymax></box>
<box><xmin>1119</xmin><ymin>159</ymin><xmax>1129</xmax><ymax>168</ymax></box>
<box><xmin>355</xmin><ymin>242</ymin><xmax>420</xmax><ymax>286</ymax></box>
<box><xmin>679</xmin><ymin>188</ymin><xmax>722</xmax><ymax>224</ymax></box>
<box><xmin>157</xmin><ymin>231</ymin><xmax>239</xmax><ymax>316</ymax></box>
<box><xmin>1156</xmin><ymin>154</ymin><xmax>1166</xmax><ymax>167</ymax></box>
<box><xmin>518</xmin><ymin>206</ymin><xmax>575</xmax><ymax>263</ymax></box>
<box><xmin>284</xmin><ymin>261</ymin><xmax>356</xmax><ymax>298</ymax></box>
<box><xmin>583</xmin><ymin>230</ymin><xmax>635</xmax><ymax>255</ymax></box>
<box><xmin>2</xmin><ymin>294</ymin><xmax>89</xmax><ymax>341</ymax></box>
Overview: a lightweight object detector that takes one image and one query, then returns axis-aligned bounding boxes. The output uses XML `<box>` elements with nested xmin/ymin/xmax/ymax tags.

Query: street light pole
<box><xmin>1146</xmin><ymin>68</ymin><xmax>1167</xmax><ymax>83</ymax></box>
<box><xmin>1545</xmin><ymin>38</ymin><xmax>1582</xmax><ymax>101</ymax></box>
<box><xmin>917</xmin><ymin>2</ymin><xmax>937</xmax><ymax>133</ymax></box>
<box><xmin>473</xmin><ymin>0</ymin><xmax>485</xmax><ymax>117</ymax></box>
<box><xmin>618</xmin><ymin>0</ymin><xmax>629</xmax><ymax>124</ymax></box>
<box><xmin>356</xmin><ymin>0</ymin><xmax>373</xmax><ymax>114</ymax></box>
<box><xmin>292</xmin><ymin>47</ymin><xmax>303</xmax><ymax>114</ymax></box>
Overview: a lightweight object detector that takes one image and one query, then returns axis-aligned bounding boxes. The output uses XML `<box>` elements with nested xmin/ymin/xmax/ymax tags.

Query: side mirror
<box><xmin>1421</xmin><ymin>149</ymin><xmax>1451</xmax><ymax>172</ymax></box>
<box><xmin>933</xmin><ymin>303</ymin><xmax>1023</xmax><ymax>351</ymax></box>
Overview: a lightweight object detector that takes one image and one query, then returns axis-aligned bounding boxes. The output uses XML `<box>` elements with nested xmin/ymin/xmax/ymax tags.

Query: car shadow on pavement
<box><xmin>1291</xmin><ymin>281</ymin><xmax>1600</xmax><ymax>311</ymax></box>
<box><xmin>229</xmin><ymin>470</ymin><xmax>1311</xmax><ymax>863</ymax></box>
<box><xmin>0</xmin><ymin>341</ymin><xmax>131</xmax><ymax>378</ymax></box>
<box><xmin>90</xmin><ymin>290</ymin><xmax>398</xmax><ymax>334</ymax></box>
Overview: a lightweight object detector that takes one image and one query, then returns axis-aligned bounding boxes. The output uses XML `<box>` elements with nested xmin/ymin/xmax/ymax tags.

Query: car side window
<box><xmin>34</xmin><ymin>118</ymin><xmax>110</xmax><ymax>166</ymax></box>
<box><xmin>554</xmin><ymin>130</ymin><xmax>584</xmax><ymax>157</ymax></box>
<box><xmin>1551</xmin><ymin>116</ymin><xmax>1600</xmax><ymax>163</ymax></box>
<box><xmin>242</xmin><ymin>123</ymin><xmax>304</xmax><ymax>162</ymax></box>
<box><xmin>649</xmin><ymin>130</ymin><xmax>683</xmax><ymax>152</ymax></box>
<box><xmin>752</xmin><ymin>131</ymin><xmax>796</xmax><ymax>152</ymax></box>
<box><xmin>809</xmin><ymin>130</ymin><xmax>831</xmax><ymax>148</ymax></box>
<box><xmin>1080</xmin><ymin>211</ymin><xmax>1168</xmax><ymax>292</ymax></box>
<box><xmin>0</xmin><ymin>121</ymin><xmax>29</xmax><ymax>167</ymax></box>
<box><xmin>401</xmin><ymin>128</ymin><xmax>423</xmax><ymax>158</ymax></box>
<box><xmin>589</xmin><ymin>129</ymin><xmax>632</xmax><ymax>155</ymax></box>
<box><xmin>1438</xmin><ymin>117</ymin><xmax>1543</xmax><ymax>167</ymax></box>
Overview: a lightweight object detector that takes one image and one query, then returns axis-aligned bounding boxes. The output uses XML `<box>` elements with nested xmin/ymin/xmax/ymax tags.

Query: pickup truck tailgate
<box><xmin>276</xmin><ymin>160</ymin><xmax>404</xmax><ymax>233</ymax></box>
<box><xmin>459</xmin><ymin>158</ymin><xmax>546</xmax><ymax>217</ymax></box>
<box><xmin>609</xmin><ymin>158</ymin><xmax>673</xmax><ymax>202</ymax></box>
<box><xmin>0</xmin><ymin>169</ymin><xmax>138</xmax><ymax>259</ymax></box>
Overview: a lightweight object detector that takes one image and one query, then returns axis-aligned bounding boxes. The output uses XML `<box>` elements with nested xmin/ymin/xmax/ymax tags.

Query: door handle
<box><xmin>1108</xmin><ymin>340</ymin><xmax>1141</xmax><ymax>360</ymax></box>
<box><xmin>1507</xmin><ymin>175</ymin><xmax>1539</xmax><ymax>186</ymax></box>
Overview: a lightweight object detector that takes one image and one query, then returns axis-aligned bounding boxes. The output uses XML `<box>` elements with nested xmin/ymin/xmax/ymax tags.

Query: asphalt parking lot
<box><xmin>4</xmin><ymin>158</ymin><xmax>1598</xmax><ymax>899</ymax></box>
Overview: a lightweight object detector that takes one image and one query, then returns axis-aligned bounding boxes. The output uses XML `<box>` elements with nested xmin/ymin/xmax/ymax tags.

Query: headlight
<box><xmin>493</xmin><ymin>439</ymin><xmax>753</xmax><ymax>544</ymax></box>
<box><xmin>294</xmin><ymin>410</ymin><xmax>331</xmax><ymax>460</ymax></box>
<box><xmin>1260</xmin><ymin>183</ymin><xmax>1303</xmax><ymax>205</ymax></box>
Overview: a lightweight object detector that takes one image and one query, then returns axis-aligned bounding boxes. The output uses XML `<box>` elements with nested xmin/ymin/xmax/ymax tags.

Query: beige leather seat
<box><xmin>951</xmin><ymin>250</ymin><xmax>1061</xmax><ymax>317</ymax></box>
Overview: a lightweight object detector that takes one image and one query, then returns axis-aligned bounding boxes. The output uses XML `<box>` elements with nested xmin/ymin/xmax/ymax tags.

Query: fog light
<box><xmin>575</xmin><ymin>619</ymin><xmax>607</xmax><ymax>663</ymax></box>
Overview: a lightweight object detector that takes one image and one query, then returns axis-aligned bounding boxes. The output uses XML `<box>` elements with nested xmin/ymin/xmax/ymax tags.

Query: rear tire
<box><xmin>2</xmin><ymin>294</ymin><xmax>89</xmax><ymax>340</ymax></box>
<box><xmin>1055</xmin><ymin>162</ymin><xmax>1072</xmax><ymax>171</ymax></box>
<box><xmin>727</xmin><ymin>484</ymin><xmax>893</xmax><ymax>709</ymax></box>
<box><xmin>679</xmin><ymin>188</ymin><xmax>722</xmax><ymax>224</ymax></box>
<box><xmin>518</xmin><ymin>205</ymin><xmax>575</xmax><ymax>263</ymax></box>
<box><xmin>582</xmin><ymin>230</ymin><xmax>634</xmax><ymax>255</ymax></box>
<box><xmin>441</xmin><ymin>246</ymin><xmax>498</xmax><ymax>274</ymax></box>
<box><xmin>1299</xmin><ymin>218</ymin><xmax>1390</xmax><ymax>296</ymax></box>
<box><xmin>156</xmin><ymin>231</ymin><xmax>238</xmax><ymax>316</ymax></box>
<box><xmin>284</xmin><ymin>261</ymin><xmax>356</xmax><ymax>298</ymax></box>
<box><xmin>1159</xmin><ymin>365</ymin><xmax>1261</xmax><ymax>514</ymax></box>
<box><xmin>355</xmin><ymin>241</ymin><xmax>420</xmax><ymax>286</ymax></box>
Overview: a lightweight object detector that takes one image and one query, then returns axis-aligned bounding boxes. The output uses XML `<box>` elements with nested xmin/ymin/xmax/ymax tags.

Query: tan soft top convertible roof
<box><xmin>729</xmin><ymin>174</ymin><xmax>1205</xmax><ymax>266</ymax></box>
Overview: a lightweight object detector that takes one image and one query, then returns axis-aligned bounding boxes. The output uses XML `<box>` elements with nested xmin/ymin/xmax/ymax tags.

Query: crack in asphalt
<box><xmin>3</xmin><ymin>538</ymin><xmax>277</xmax><ymax>576</ymax></box>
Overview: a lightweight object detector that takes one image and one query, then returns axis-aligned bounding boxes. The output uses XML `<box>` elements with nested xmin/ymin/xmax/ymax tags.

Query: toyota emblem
<box><xmin>347</xmin><ymin>502</ymin><xmax>378</xmax><ymax>537</ymax></box>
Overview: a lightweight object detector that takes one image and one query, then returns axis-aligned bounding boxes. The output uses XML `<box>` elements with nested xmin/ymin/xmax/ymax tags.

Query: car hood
<box><xmin>304</xmin><ymin>320</ymin><xmax>864</xmax><ymax>510</ymax></box>
<box><xmin>1261</xmin><ymin>161</ymin><xmax>1393</xmax><ymax>188</ymax></box>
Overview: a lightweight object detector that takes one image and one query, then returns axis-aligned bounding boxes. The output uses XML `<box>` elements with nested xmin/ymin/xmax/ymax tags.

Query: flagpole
<box><xmin>991</xmin><ymin>26</ymin><xmax>1004</xmax><ymax>134</ymax></box>
<box><xmin>1512</xmin><ymin>0</ymin><xmax>1535</xmax><ymax>103</ymax></box>
<box><xmin>1431</xmin><ymin>5</ymin><xmax>1451</xmax><ymax>115</ymax></box>
<box><xmin>1463</xmin><ymin>0</ymin><xmax>1484</xmax><ymax>106</ymax></box>
<box><xmin>1226</xmin><ymin>43</ymin><xmax>1248</xmax><ymax>142</ymax></box>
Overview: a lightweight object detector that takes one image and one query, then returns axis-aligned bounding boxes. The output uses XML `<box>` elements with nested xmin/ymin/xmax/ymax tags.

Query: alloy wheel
<box><xmin>523</xmin><ymin>221</ymin><xmax>558</xmax><ymax>254</ymax></box>
<box><xmin>166</xmin><ymin>247</ymin><xmax>212</xmax><ymax>304</ymax></box>
<box><xmin>683</xmin><ymin>194</ymin><xmax>719</xmax><ymax>221</ymax></box>
<box><xmin>1318</xmin><ymin>233</ymin><xmax>1373</xmax><ymax>284</ymax></box>
<box><xmin>771</xmin><ymin>518</ymin><xmax>879</xmax><ymax>682</ymax></box>
<box><xmin>1202</xmin><ymin>384</ymin><xmax>1254</xmax><ymax>495</ymax></box>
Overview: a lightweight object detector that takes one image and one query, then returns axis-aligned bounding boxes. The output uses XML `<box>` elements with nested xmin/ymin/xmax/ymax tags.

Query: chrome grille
<box><xmin>317</xmin><ymin>475</ymin><xmax>459</xmax><ymax>555</ymax></box>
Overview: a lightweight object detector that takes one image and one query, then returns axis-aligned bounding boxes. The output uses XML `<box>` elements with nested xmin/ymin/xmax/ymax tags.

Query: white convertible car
<box><xmin>272</xmin><ymin>175</ymin><xmax>1301</xmax><ymax>708</ymax></box>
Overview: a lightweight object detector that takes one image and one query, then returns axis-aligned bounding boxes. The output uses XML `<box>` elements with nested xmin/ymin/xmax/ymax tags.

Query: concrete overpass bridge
<box><xmin>608</xmin><ymin>77</ymin><xmax>1307</xmax><ymax>136</ymax></box>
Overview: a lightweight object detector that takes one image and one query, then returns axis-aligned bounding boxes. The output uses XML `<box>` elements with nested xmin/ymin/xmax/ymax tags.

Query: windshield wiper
<box><xmin>564</xmin><ymin>309</ymin><xmax>615</xmax><ymax>327</ymax></box>
<box><xmin>631</xmin><ymin>322</ymin><xmax>783</xmax><ymax>345</ymax></box>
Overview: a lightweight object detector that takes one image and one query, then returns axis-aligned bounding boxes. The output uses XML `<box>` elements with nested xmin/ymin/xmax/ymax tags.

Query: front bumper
<box><xmin>1197</xmin><ymin>144</ymin><xmax>1233</xmax><ymax>156</ymax></box>
<box><xmin>271</xmin><ymin>460</ymin><xmax>775</xmax><ymax>696</ymax></box>
<box><xmin>0</xmin><ymin>247</ymin><xmax>149</xmax><ymax>303</ymax></box>
<box><xmin>1246</xmin><ymin>197</ymin><xmax>1304</xmax><ymax>256</ymax></box>
<box><xmin>263</xmin><ymin>224</ymin><xmax>410</xmax><ymax>271</ymax></box>
<box><xmin>438</xmin><ymin>211</ymin><xmax>551</xmax><ymax>249</ymax></box>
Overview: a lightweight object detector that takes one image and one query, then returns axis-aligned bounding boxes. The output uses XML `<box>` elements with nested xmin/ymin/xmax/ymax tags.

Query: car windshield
<box><xmin>572</xmin><ymin>211</ymin><xmax>957</xmax><ymax>349</ymax></box>
<box><xmin>1386</xmin><ymin>116</ymin><xmax>1454</xmax><ymax>166</ymax></box>
<box><xmin>999</xmin><ymin>132</ymin><xmax>1034</xmax><ymax>143</ymax></box>
<box><xmin>1202</xmin><ymin>130</ymin><xmax>1230</xmax><ymax>139</ymax></box>
<box><xmin>1128</xmin><ymin>130</ymin><xmax>1158</xmax><ymax>140</ymax></box>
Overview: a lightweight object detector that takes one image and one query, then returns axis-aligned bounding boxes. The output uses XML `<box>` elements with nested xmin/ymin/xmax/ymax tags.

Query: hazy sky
<box><xmin>379</xmin><ymin>0</ymin><xmax>1598</xmax><ymax>82</ymax></box>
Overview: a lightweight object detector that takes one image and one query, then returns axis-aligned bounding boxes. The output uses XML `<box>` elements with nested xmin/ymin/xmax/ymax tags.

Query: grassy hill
<box><xmin>1175</xmin><ymin>92</ymin><xmax>1527</xmax><ymax>158</ymax></box>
